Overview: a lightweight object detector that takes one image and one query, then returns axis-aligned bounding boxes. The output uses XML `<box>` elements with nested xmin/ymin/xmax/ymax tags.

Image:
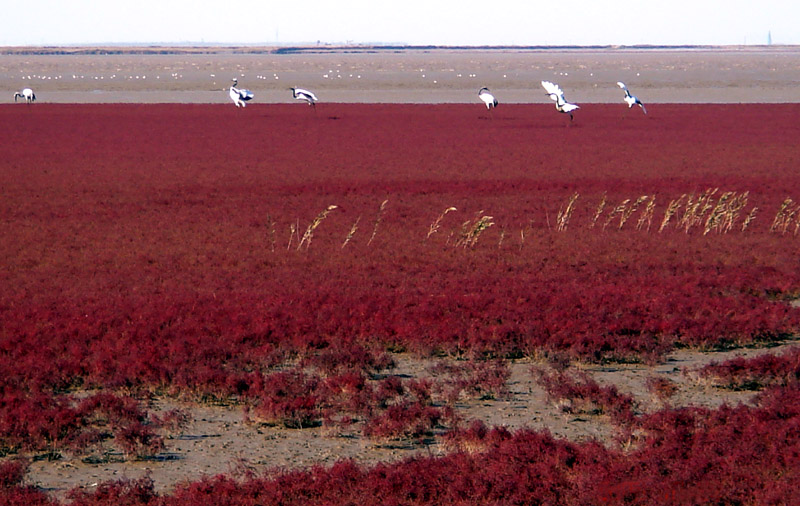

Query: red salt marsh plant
<box><xmin>699</xmin><ymin>346</ymin><xmax>800</xmax><ymax>390</ymax></box>
<box><xmin>1</xmin><ymin>103</ymin><xmax>800</xmax><ymax>502</ymax></box>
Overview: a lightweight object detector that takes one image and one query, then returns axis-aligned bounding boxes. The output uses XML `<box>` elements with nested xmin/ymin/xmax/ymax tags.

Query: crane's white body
<box><xmin>617</xmin><ymin>82</ymin><xmax>647</xmax><ymax>114</ymax></box>
<box><xmin>478</xmin><ymin>87</ymin><xmax>498</xmax><ymax>109</ymax></box>
<box><xmin>229</xmin><ymin>79</ymin><xmax>254</xmax><ymax>108</ymax></box>
<box><xmin>541</xmin><ymin>80</ymin><xmax>579</xmax><ymax>121</ymax></box>
<box><xmin>14</xmin><ymin>88</ymin><xmax>36</xmax><ymax>103</ymax></box>
<box><xmin>291</xmin><ymin>87</ymin><xmax>318</xmax><ymax>108</ymax></box>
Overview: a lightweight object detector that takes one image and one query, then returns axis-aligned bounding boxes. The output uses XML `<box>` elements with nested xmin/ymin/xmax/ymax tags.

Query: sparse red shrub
<box><xmin>0</xmin><ymin>459</ymin><xmax>28</xmax><ymax>489</ymax></box>
<box><xmin>645</xmin><ymin>376</ymin><xmax>679</xmax><ymax>403</ymax></box>
<box><xmin>362</xmin><ymin>400</ymin><xmax>444</xmax><ymax>441</ymax></box>
<box><xmin>534</xmin><ymin>368</ymin><xmax>636</xmax><ymax>424</ymax></box>
<box><xmin>252</xmin><ymin>370</ymin><xmax>323</xmax><ymax>428</ymax></box>
<box><xmin>114</xmin><ymin>422</ymin><xmax>164</xmax><ymax>460</ymax></box>
<box><xmin>429</xmin><ymin>359</ymin><xmax>510</xmax><ymax>403</ymax></box>
<box><xmin>302</xmin><ymin>344</ymin><xmax>395</xmax><ymax>376</ymax></box>
<box><xmin>66</xmin><ymin>474</ymin><xmax>159</xmax><ymax>506</ymax></box>
<box><xmin>700</xmin><ymin>346</ymin><xmax>800</xmax><ymax>390</ymax></box>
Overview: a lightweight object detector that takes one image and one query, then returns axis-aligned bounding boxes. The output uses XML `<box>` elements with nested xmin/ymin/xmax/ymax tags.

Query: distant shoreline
<box><xmin>1</xmin><ymin>44</ymin><xmax>798</xmax><ymax>56</ymax></box>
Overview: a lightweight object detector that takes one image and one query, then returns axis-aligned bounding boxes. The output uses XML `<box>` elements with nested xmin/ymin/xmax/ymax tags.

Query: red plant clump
<box><xmin>429</xmin><ymin>359</ymin><xmax>511</xmax><ymax>403</ymax></box>
<box><xmin>699</xmin><ymin>346</ymin><xmax>800</xmax><ymax>390</ymax></box>
<box><xmin>533</xmin><ymin>368</ymin><xmax>637</xmax><ymax>424</ymax></box>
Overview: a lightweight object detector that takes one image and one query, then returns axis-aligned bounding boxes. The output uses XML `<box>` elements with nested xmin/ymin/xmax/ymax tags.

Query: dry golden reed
<box><xmin>427</xmin><ymin>206</ymin><xmax>457</xmax><ymax>239</ymax></box>
<box><xmin>636</xmin><ymin>196</ymin><xmax>657</xmax><ymax>231</ymax></box>
<box><xmin>770</xmin><ymin>197</ymin><xmax>798</xmax><ymax>234</ymax></box>
<box><xmin>589</xmin><ymin>193</ymin><xmax>607</xmax><ymax>229</ymax></box>
<box><xmin>342</xmin><ymin>216</ymin><xmax>361</xmax><ymax>248</ymax></box>
<box><xmin>556</xmin><ymin>192</ymin><xmax>579</xmax><ymax>232</ymax></box>
<box><xmin>266</xmin><ymin>214</ymin><xmax>277</xmax><ymax>252</ymax></box>
<box><xmin>659</xmin><ymin>194</ymin><xmax>685</xmax><ymax>232</ymax></box>
<box><xmin>678</xmin><ymin>188</ymin><xmax>718</xmax><ymax>233</ymax></box>
<box><xmin>619</xmin><ymin>195</ymin><xmax>649</xmax><ymax>229</ymax></box>
<box><xmin>603</xmin><ymin>198</ymin><xmax>630</xmax><ymax>230</ymax></box>
<box><xmin>298</xmin><ymin>205</ymin><xmax>338</xmax><ymax>250</ymax></box>
<box><xmin>287</xmin><ymin>220</ymin><xmax>299</xmax><ymax>250</ymax></box>
<box><xmin>742</xmin><ymin>207</ymin><xmax>758</xmax><ymax>232</ymax></box>
<box><xmin>456</xmin><ymin>211</ymin><xmax>495</xmax><ymax>248</ymax></box>
<box><xmin>367</xmin><ymin>199</ymin><xmax>389</xmax><ymax>246</ymax></box>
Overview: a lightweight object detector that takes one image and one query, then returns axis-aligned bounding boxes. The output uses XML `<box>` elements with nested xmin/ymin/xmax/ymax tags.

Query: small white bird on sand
<box><xmin>541</xmin><ymin>81</ymin><xmax>579</xmax><ymax>122</ymax></box>
<box><xmin>14</xmin><ymin>88</ymin><xmax>36</xmax><ymax>103</ymax></box>
<box><xmin>478</xmin><ymin>87</ymin><xmax>498</xmax><ymax>110</ymax></box>
<box><xmin>291</xmin><ymin>87</ymin><xmax>318</xmax><ymax>108</ymax></box>
<box><xmin>229</xmin><ymin>78</ymin><xmax>254</xmax><ymax>108</ymax></box>
<box><xmin>617</xmin><ymin>82</ymin><xmax>647</xmax><ymax>114</ymax></box>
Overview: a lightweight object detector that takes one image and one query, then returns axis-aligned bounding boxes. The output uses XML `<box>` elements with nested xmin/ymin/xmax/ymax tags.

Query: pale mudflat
<box><xmin>2</xmin><ymin>46</ymin><xmax>800</xmax><ymax>104</ymax></box>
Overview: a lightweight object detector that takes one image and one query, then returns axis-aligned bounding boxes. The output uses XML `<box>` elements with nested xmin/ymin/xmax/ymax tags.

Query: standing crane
<box><xmin>478</xmin><ymin>87</ymin><xmax>498</xmax><ymax>110</ymax></box>
<box><xmin>14</xmin><ymin>88</ymin><xmax>36</xmax><ymax>103</ymax></box>
<box><xmin>229</xmin><ymin>79</ymin><xmax>254</xmax><ymax>108</ymax></box>
<box><xmin>290</xmin><ymin>87</ymin><xmax>318</xmax><ymax>108</ymax></box>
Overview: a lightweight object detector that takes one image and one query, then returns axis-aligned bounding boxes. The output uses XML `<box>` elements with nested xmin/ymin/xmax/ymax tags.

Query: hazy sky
<box><xmin>1</xmin><ymin>0</ymin><xmax>797</xmax><ymax>46</ymax></box>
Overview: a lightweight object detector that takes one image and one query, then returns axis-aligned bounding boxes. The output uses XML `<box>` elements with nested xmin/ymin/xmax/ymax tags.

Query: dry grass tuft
<box><xmin>456</xmin><ymin>211</ymin><xmax>495</xmax><ymax>248</ymax></box>
<box><xmin>659</xmin><ymin>194</ymin><xmax>685</xmax><ymax>232</ymax></box>
<box><xmin>589</xmin><ymin>193</ymin><xmax>606</xmax><ymax>229</ymax></box>
<box><xmin>298</xmin><ymin>205</ymin><xmax>338</xmax><ymax>250</ymax></box>
<box><xmin>770</xmin><ymin>197</ymin><xmax>798</xmax><ymax>234</ymax></box>
<box><xmin>368</xmin><ymin>199</ymin><xmax>389</xmax><ymax>246</ymax></box>
<box><xmin>342</xmin><ymin>216</ymin><xmax>361</xmax><ymax>249</ymax></box>
<box><xmin>636</xmin><ymin>196</ymin><xmax>657</xmax><ymax>231</ymax></box>
<box><xmin>427</xmin><ymin>206</ymin><xmax>457</xmax><ymax>239</ymax></box>
<box><xmin>556</xmin><ymin>192</ymin><xmax>579</xmax><ymax>232</ymax></box>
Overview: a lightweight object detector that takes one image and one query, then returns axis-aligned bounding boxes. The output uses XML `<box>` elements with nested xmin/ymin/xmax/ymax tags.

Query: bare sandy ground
<box><xmin>2</xmin><ymin>46</ymin><xmax>799</xmax><ymax>104</ymax></box>
<box><xmin>25</xmin><ymin>340</ymin><xmax>800</xmax><ymax>500</ymax></box>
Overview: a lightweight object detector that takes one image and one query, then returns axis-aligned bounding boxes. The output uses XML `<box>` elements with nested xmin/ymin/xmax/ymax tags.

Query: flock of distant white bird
<box><xmin>13</xmin><ymin>78</ymin><xmax>647</xmax><ymax>120</ymax></box>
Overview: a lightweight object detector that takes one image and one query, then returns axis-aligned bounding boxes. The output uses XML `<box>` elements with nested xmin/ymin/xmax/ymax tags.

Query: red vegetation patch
<box><xmin>700</xmin><ymin>346</ymin><xmax>800</xmax><ymax>390</ymax></box>
<box><xmin>1</xmin><ymin>103</ymin><xmax>800</xmax><ymax>502</ymax></box>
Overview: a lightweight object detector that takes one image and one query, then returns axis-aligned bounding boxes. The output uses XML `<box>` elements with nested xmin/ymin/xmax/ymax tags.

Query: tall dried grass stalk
<box><xmin>266</xmin><ymin>214</ymin><xmax>276</xmax><ymax>252</ymax></box>
<box><xmin>703</xmin><ymin>191</ymin><xmax>750</xmax><ymax>234</ymax></box>
<box><xmin>556</xmin><ymin>192</ymin><xmax>579</xmax><ymax>232</ymax></box>
<box><xmin>456</xmin><ymin>211</ymin><xmax>495</xmax><ymax>248</ymax></box>
<box><xmin>636</xmin><ymin>196</ymin><xmax>657</xmax><ymax>231</ymax></box>
<box><xmin>771</xmin><ymin>197</ymin><xmax>797</xmax><ymax>234</ymax></box>
<box><xmin>679</xmin><ymin>188</ymin><xmax>718</xmax><ymax>233</ymax></box>
<box><xmin>659</xmin><ymin>194</ymin><xmax>685</xmax><ymax>232</ymax></box>
<box><xmin>342</xmin><ymin>216</ymin><xmax>361</xmax><ymax>248</ymax></box>
<box><xmin>298</xmin><ymin>205</ymin><xmax>338</xmax><ymax>250</ymax></box>
<box><xmin>619</xmin><ymin>195</ymin><xmax>649</xmax><ymax>229</ymax></box>
<box><xmin>589</xmin><ymin>193</ymin><xmax>607</xmax><ymax>228</ymax></box>
<box><xmin>722</xmin><ymin>191</ymin><xmax>749</xmax><ymax>232</ymax></box>
<box><xmin>603</xmin><ymin>199</ymin><xmax>629</xmax><ymax>230</ymax></box>
<box><xmin>703</xmin><ymin>191</ymin><xmax>733</xmax><ymax>235</ymax></box>
<box><xmin>367</xmin><ymin>199</ymin><xmax>389</xmax><ymax>246</ymax></box>
<box><xmin>287</xmin><ymin>220</ymin><xmax>299</xmax><ymax>250</ymax></box>
<box><xmin>742</xmin><ymin>207</ymin><xmax>758</xmax><ymax>232</ymax></box>
<box><xmin>427</xmin><ymin>206</ymin><xmax>457</xmax><ymax>239</ymax></box>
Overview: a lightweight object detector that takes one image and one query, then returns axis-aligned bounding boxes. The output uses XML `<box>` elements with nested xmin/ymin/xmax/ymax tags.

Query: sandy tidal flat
<box><xmin>2</xmin><ymin>46</ymin><xmax>799</xmax><ymax>103</ymax></box>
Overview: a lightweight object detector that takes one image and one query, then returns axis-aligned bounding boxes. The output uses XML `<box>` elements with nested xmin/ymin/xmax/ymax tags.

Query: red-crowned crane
<box><xmin>14</xmin><ymin>88</ymin><xmax>36</xmax><ymax>103</ymax></box>
<box><xmin>478</xmin><ymin>87</ymin><xmax>498</xmax><ymax>109</ymax></box>
<box><xmin>541</xmin><ymin>80</ymin><xmax>579</xmax><ymax>122</ymax></box>
<box><xmin>617</xmin><ymin>81</ymin><xmax>647</xmax><ymax>114</ymax></box>
<box><xmin>291</xmin><ymin>87</ymin><xmax>318</xmax><ymax>108</ymax></box>
<box><xmin>229</xmin><ymin>78</ymin><xmax>254</xmax><ymax>108</ymax></box>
